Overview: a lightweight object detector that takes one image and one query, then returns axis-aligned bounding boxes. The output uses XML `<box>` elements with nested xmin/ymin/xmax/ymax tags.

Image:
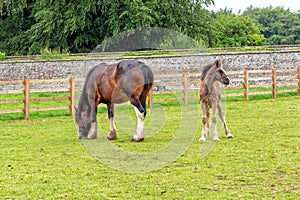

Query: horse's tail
<box><xmin>140</xmin><ymin>64</ymin><xmax>154</xmax><ymax>91</ymax></box>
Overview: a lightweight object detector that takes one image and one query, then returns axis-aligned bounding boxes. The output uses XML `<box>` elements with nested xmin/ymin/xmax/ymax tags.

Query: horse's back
<box><xmin>117</xmin><ymin>60</ymin><xmax>154</xmax><ymax>92</ymax></box>
<box><xmin>117</xmin><ymin>60</ymin><xmax>153</xmax><ymax>79</ymax></box>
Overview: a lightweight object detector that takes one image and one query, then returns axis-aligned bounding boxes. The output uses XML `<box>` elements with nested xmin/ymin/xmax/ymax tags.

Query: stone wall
<box><xmin>0</xmin><ymin>50</ymin><xmax>299</xmax><ymax>90</ymax></box>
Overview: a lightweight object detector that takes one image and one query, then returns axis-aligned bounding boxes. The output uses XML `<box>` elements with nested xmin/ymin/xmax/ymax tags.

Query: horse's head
<box><xmin>75</xmin><ymin>106</ymin><xmax>92</xmax><ymax>139</ymax></box>
<box><xmin>213</xmin><ymin>60</ymin><xmax>230</xmax><ymax>85</ymax></box>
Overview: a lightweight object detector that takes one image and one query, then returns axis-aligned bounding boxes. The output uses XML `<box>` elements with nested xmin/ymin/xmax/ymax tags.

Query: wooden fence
<box><xmin>1</xmin><ymin>68</ymin><xmax>299</xmax><ymax>119</ymax></box>
<box><xmin>0</xmin><ymin>78</ymin><xmax>77</xmax><ymax>119</ymax></box>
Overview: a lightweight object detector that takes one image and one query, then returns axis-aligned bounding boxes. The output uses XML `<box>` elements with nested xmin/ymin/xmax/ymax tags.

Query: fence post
<box><xmin>148</xmin><ymin>88</ymin><xmax>153</xmax><ymax>109</ymax></box>
<box><xmin>244</xmin><ymin>70</ymin><xmax>249</xmax><ymax>101</ymax></box>
<box><xmin>69</xmin><ymin>77</ymin><xmax>76</xmax><ymax>116</ymax></box>
<box><xmin>298</xmin><ymin>68</ymin><xmax>300</xmax><ymax>96</ymax></box>
<box><xmin>272</xmin><ymin>69</ymin><xmax>277</xmax><ymax>99</ymax></box>
<box><xmin>23</xmin><ymin>78</ymin><xmax>30</xmax><ymax>119</ymax></box>
<box><xmin>182</xmin><ymin>72</ymin><xmax>188</xmax><ymax>106</ymax></box>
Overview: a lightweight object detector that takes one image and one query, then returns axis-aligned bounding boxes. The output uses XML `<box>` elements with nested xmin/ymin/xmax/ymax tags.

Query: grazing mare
<box><xmin>199</xmin><ymin>59</ymin><xmax>234</xmax><ymax>141</ymax></box>
<box><xmin>75</xmin><ymin>60</ymin><xmax>154</xmax><ymax>142</ymax></box>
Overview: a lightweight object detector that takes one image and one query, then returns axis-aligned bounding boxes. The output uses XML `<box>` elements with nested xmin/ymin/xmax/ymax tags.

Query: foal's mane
<box><xmin>201</xmin><ymin>63</ymin><xmax>214</xmax><ymax>81</ymax></box>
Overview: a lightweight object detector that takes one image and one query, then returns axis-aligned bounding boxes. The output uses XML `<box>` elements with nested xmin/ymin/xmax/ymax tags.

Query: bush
<box><xmin>38</xmin><ymin>47</ymin><xmax>70</xmax><ymax>60</ymax></box>
<box><xmin>0</xmin><ymin>51</ymin><xmax>6</xmax><ymax>61</ymax></box>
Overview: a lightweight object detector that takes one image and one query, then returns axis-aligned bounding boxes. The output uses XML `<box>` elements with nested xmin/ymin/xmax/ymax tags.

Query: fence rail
<box><xmin>1</xmin><ymin>68</ymin><xmax>299</xmax><ymax>119</ymax></box>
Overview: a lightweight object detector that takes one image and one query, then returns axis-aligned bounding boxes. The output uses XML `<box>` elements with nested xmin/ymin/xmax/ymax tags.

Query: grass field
<box><xmin>0</xmin><ymin>96</ymin><xmax>299</xmax><ymax>199</ymax></box>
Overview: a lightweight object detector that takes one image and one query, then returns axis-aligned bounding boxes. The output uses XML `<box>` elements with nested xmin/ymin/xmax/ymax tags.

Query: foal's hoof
<box><xmin>131</xmin><ymin>137</ymin><xmax>144</xmax><ymax>142</ymax></box>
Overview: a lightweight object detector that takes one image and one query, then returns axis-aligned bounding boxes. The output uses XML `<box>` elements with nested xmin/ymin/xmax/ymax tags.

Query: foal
<box><xmin>199</xmin><ymin>59</ymin><xmax>234</xmax><ymax>141</ymax></box>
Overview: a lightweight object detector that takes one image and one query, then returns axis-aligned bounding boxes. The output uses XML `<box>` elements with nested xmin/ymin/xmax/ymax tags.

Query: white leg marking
<box><xmin>212</xmin><ymin>103</ymin><xmax>219</xmax><ymax>141</ymax></box>
<box><xmin>217</xmin><ymin>103</ymin><xmax>234</xmax><ymax>139</ymax></box>
<box><xmin>133</xmin><ymin>106</ymin><xmax>145</xmax><ymax>141</ymax></box>
<box><xmin>107</xmin><ymin>116</ymin><xmax>117</xmax><ymax>140</ymax></box>
<box><xmin>110</xmin><ymin>117</ymin><xmax>116</xmax><ymax>132</ymax></box>
<box><xmin>199</xmin><ymin>103</ymin><xmax>209</xmax><ymax>142</ymax></box>
<box><xmin>89</xmin><ymin>121</ymin><xmax>97</xmax><ymax>139</ymax></box>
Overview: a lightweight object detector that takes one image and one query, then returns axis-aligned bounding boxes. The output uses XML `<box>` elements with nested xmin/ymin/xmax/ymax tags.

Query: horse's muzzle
<box><xmin>78</xmin><ymin>132</ymin><xmax>88</xmax><ymax>139</ymax></box>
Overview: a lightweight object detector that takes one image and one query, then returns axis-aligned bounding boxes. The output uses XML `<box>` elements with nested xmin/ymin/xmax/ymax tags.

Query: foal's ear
<box><xmin>215</xmin><ymin>59</ymin><xmax>222</xmax><ymax>68</ymax></box>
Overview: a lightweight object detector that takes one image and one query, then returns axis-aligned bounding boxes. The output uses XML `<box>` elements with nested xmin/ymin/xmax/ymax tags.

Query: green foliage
<box><xmin>0</xmin><ymin>51</ymin><xmax>5</xmax><ymax>60</ymax></box>
<box><xmin>211</xmin><ymin>11</ymin><xmax>265</xmax><ymax>47</ymax></box>
<box><xmin>243</xmin><ymin>6</ymin><xmax>300</xmax><ymax>45</ymax></box>
<box><xmin>38</xmin><ymin>47</ymin><xmax>70</xmax><ymax>60</ymax></box>
<box><xmin>0</xmin><ymin>1</ymin><xmax>299</xmax><ymax>55</ymax></box>
<box><xmin>0</xmin><ymin>0</ymin><xmax>214</xmax><ymax>55</ymax></box>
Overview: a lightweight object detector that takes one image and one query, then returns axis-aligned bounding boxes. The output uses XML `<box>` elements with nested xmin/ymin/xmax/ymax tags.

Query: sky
<box><xmin>206</xmin><ymin>0</ymin><xmax>300</xmax><ymax>14</ymax></box>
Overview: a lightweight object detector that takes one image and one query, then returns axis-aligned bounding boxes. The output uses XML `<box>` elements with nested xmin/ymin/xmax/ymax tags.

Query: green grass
<box><xmin>122</xmin><ymin>51</ymin><xmax>178</xmax><ymax>57</ymax></box>
<box><xmin>0</xmin><ymin>96</ymin><xmax>299</xmax><ymax>199</ymax></box>
<box><xmin>207</xmin><ymin>47</ymin><xmax>279</xmax><ymax>53</ymax></box>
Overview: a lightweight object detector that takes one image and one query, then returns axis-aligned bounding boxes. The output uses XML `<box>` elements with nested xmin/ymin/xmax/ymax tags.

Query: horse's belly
<box><xmin>111</xmin><ymin>89</ymin><xmax>129</xmax><ymax>103</ymax></box>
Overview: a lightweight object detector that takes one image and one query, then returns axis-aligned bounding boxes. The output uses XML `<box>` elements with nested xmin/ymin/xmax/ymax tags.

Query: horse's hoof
<box><xmin>198</xmin><ymin>136</ymin><xmax>206</xmax><ymax>142</ymax></box>
<box><xmin>131</xmin><ymin>137</ymin><xmax>144</xmax><ymax>142</ymax></box>
<box><xmin>107</xmin><ymin>136</ymin><xmax>117</xmax><ymax>140</ymax></box>
<box><xmin>226</xmin><ymin>134</ymin><xmax>234</xmax><ymax>139</ymax></box>
<box><xmin>213</xmin><ymin>138</ymin><xmax>220</xmax><ymax>142</ymax></box>
<box><xmin>87</xmin><ymin>135</ymin><xmax>97</xmax><ymax>139</ymax></box>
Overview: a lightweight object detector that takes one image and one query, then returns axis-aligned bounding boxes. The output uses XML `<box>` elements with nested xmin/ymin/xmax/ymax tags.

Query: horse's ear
<box><xmin>215</xmin><ymin>59</ymin><xmax>222</xmax><ymax>68</ymax></box>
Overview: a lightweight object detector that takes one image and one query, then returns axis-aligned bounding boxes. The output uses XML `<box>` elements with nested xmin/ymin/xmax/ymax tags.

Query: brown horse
<box><xmin>75</xmin><ymin>60</ymin><xmax>154</xmax><ymax>142</ymax></box>
<box><xmin>199</xmin><ymin>59</ymin><xmax>234</xmax><ymax>141</ymax></box>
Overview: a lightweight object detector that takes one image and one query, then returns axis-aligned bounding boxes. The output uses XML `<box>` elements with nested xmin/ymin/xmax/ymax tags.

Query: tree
<box><xmin>243</xmin><ymin>6</ymin><xmax>300</xmax><ymax>45</ymax></box>
<box><xmin>0</xmin><ymin>0</ymin><xmax>215</xmax><ymax>55</ymax></box>
<box><xmin>0</xmin><ymin>0</ymin><xmax>35</xmax><ymax>55</ymax></box>
<box><xmin>211</xmin><ymin>10</ymin><xmax>265</xmax><ymax>47</ymax></box>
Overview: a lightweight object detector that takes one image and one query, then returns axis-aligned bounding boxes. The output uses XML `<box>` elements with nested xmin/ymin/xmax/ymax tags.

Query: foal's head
<box><xmin>202</xmin><ymin>59</ymin><xmax>230</xmax><ymax>85</ymax></box>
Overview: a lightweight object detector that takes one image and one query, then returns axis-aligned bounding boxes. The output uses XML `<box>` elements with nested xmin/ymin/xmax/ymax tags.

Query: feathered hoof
<box><xmin>198</xmin><ymin>135</ymin><xmax>207</xmax><ymax>142</ymax></box>
<box><xmin>226</xmin><ymin>134</ymin><xmax>234</xmax><ymax>139</ymax></box>
<box><xmin>107</xmin><ymin>130</ymin><xmax>117</xmax><ymax>140</ymax></box>
<box><xmin>87</xmin><ymin>135</ymin><xmax>97</xmax><ymax>140</ymax></box>
<box><xmin>131</xmin><ymin>137</ymin><xmax>144</xmax><ymax>142</ymax></box>
<box><xmin>107</xmin><ymin>135</ymin><xmax>117</xmax><ymax>140</ymax></box>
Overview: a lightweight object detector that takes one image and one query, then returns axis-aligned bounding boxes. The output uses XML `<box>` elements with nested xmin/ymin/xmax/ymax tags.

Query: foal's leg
<box><xmin>199</xmin><ymin>102</ymin><xmax>209</xmax><ymax>141</ymax></box>
<box><xmin>212</xmin><ymin>101</ymin><xmax>220</xmax><ymax>141</ymax></box>
<box><xmin>217</xmin><ymin>102</ymin><xmax>234</xmax><ymax>139</ymax></box>
<box><xmin>107</xmin><ymin>103</ymin><xmax>117</xmax><ymax>140</ymax></box>
<box><xmin>130</xmin><ymin>97</ymin><xmax>145</xmax><ymax>142</ymax></box>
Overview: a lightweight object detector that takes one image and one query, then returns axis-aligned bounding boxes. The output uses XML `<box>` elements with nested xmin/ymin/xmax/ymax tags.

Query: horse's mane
<box><xmin>201</xmin><ymin>63</ymin><xmax>214</xmax><ymax>80</ymax></box>
<box><xmin>76</xmin><ymin>63</ymin><xmax>106</xmax><ymax>121</ymax></box>
<box><xmin>76</xmin><ymin>69</ymin><xmax>93</xmax><ymax>122</ymax></box>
